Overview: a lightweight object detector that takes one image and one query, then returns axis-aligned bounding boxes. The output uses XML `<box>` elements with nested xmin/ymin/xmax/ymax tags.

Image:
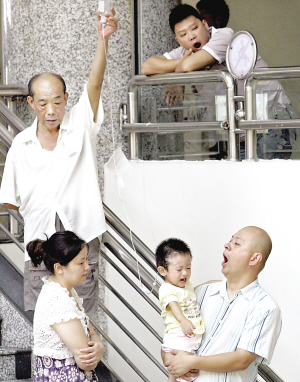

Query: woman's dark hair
<box><xmin>155</xmin><ymin>238</ymin><xmax>192</xmax><ymax>269</ymax></box>
<box><xmin>196</xmin><ymin>0</ymin><xmax>230</xmax><ymax>28</ymax></box>
<box><xmin>27</xmin><ymin>231</ymin><xmax>87</xmax><ymax>273</ymax></box>
<box><xmin>169</xmin><ymin>4</ymin><xmax>202</xmax><ymax>33</ymax></box>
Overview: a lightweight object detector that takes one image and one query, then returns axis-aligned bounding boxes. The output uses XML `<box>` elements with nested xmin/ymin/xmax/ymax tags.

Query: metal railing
<box><xmin>120</xmin><ymin>67</ymin><xmax>300</xmax><ymax>161</ymax></box>
<box><xmin>0</xmin><ymin>86</ymin><xmax>27</xmax><ymax>136</ymax></box>
<box><xmin>0</xmin><ymin>85</ymin><xmax>27</xmax><ymax>97</ymax></box>
<box><xmin>0</xmin><ymin>87</ymin><xmax>27</xmax><ymax>239</ymax></box>
<box><xmin>104</xmin><ymin>203</ymin><xmax>156</xmax><ymax>270</ymax></box>
<box><xmin>257</xmin><ymin>364</ymin><xmax>284</xmax><ymax>382</ymax></box>
<box><xmin>242</xmin><ymin>66</ymin><xmax>300</xmax><ymax>160</ymax></box>
<box><xmin>0</xmin><ymin>99</ymin><xmax>26</xmax><ymax>135</ymax></box>
<box><xmin>121</xmin><ymin>71</ymin><xmax>237</xmax><ymax>160</ymax></box>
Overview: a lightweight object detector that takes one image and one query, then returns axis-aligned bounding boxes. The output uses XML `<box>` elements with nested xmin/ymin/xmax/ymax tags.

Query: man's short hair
<box><xmin>28</xmin><ymin>73</ymin><xmax>67</xmax><ymax>99</ymax></box>
<box><xmin>196</xmin><ymin>0</ymin><xmax>230</xmax><ymax>28</ymax></box>
<box><xmin>169</xmin><ymin>4</ymin><xmax>202</xmax><ymax>33</ymax></box>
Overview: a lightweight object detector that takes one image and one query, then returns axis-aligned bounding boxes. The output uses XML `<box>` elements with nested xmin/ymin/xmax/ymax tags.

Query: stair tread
<box><xmin>0</xmin><ymin>346</ymin><xmax>31</xmax><ymax>355</ymax></box>
<box><xmin>0</xmin><ymin>380</ymin><xmax>32</xmax><ymax>382</ymax></box>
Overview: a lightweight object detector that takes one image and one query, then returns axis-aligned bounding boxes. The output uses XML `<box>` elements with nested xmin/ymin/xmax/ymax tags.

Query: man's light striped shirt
<box><xmin>194</xmin><ymin>279</ymin><xmax>281</xmax><ymax>382</ymax></box>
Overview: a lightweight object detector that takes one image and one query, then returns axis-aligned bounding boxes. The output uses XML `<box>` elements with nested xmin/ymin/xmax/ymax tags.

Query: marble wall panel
<box><xmin>140</xmin><ymin>0</ymin><xmax>180</xmax><ymax>63</ymax></box>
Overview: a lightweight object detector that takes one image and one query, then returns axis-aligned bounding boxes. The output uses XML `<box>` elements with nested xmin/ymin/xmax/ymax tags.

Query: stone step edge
<box><xmin>0</xmin><ymin>380</ymin><xmax>32</xmax><ymax>382</ymax></box>
<box><xmin>0</xmin><ymin>346</ymin><xmax>32</xmax><ymax>356</ymax></box>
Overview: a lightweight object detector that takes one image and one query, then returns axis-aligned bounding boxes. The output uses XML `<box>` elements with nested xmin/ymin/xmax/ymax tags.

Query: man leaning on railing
<box><xmin>142</xmin><ymin>2</ymin><xmax>295</xmax><ymax>160</ymax></box>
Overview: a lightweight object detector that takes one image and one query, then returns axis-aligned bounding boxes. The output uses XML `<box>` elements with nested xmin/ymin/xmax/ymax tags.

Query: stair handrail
<box><xmin>0</xmin><ymin>121</ymin><xmax>15</xmax><ymax>147</ymax></box>
<box><xmin>258</xmin><ymin>364</ymin><xmax>285</xmax><ymax>382</ymax></box>
<box><xmin>104</xmin><ymin>203</ymin><xmax>156</xmax><ymax>270</ymax></box>
<box><xmin>97</xmin><ymin>300</ymin><xmax>167</xmax><ymax>376</ymax></box>
<box><xmin>102</xmin><ymin>231</ymin><xmax>161</xmax><ymax>298</ymax></box>
<box><xmin>100</xmin><ymin>247</ymin><xmax>160</xmax><ymax>313</ymax></box>
<box><xmin>0</xmin><ymin>84</ymin><xmax>27</xmax><ymax>97</ymax></box>
<box><xmin>0</xmin><ymin>99</ymin><xmax>26</xmax><ymax>134</ymax></box>
<box><xmin>98</xmin><ymin>272</ymin><xmax>162</xmax><ymax>341</ymax></box>
<box><xmin>0</xmin><ymin>222</ymin><xmax>24</xmax><ymax>251</ymax></box>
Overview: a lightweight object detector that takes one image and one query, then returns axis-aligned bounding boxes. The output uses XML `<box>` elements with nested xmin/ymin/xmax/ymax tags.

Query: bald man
<box><xmin>0</xmin><ymin>10</ymin><xmax>118</xmax><ymax>314</ymax></box>
<box><xmin>165</xmin><ymin>226</ymin><xmax>282</xmax><ymax>382</ymax></box>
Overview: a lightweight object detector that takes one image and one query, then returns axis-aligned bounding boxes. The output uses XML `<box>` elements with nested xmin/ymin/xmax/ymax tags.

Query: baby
<box><xmin>156</xmin><ymin>238</ymin><xmax>205</xmax><ymax>382</ymax></box>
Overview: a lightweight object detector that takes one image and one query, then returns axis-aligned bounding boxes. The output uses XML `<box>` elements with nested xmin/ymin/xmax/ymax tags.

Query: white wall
<box><xmin>104</xmin><ymin>159</ymin><xmax>300</xmax><ymax>382</ymax></box>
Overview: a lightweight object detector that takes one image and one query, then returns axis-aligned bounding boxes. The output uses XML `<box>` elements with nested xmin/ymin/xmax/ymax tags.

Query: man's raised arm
<box><xmin>87</xmin><ymin>9</ymin><xmax>118</xmax><ymax>119</ymax></box>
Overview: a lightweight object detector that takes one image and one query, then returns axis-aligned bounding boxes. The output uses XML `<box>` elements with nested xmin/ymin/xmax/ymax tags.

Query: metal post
<box><xmin>4</xmin><ymin>98</ymin><xmax>20</xmax><ymax>236</ymax></box>
<box><xmin>226</xmin><ymin>78</ymin><xmax>238</xmax><ymax>160</ymax></box>
<box><xmin>244</xmin><ymin>84</ymin><xmax>257</xmax><ymax>160</ymax></box>
<box><xmin>234</xmin><ymin>97</ymin><xmax>245</xmax><ymax>160</ymax></box>
<box><xmin>128</xmin><ymin>91</ymin><xmax>139</xmax><ymax>159</ymax></box>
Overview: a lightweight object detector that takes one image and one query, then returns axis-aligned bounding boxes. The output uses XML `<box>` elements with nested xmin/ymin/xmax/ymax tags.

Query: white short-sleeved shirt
<box><xmin>163</xmin><ymin>27</ymin><xmax>290</xmax><ymax>100</ymax></box>
<box><xmin>0</xmin><ymin>84</ymin><xmax>106</xmax><ymax>261</ymax></box>
<box><xmin>194</xmin><ymin>279</ymin><xmax>282</xmax><ymax>382</ymax></box>
<box><xmin>34</xmin><ymin>277</ymin><xmax>88</xmax><ymax>359</ymax></box>
<box><xmin>159</xmin><ymin>281</ymin><xmax>205</xmax><ymax>335</ymax></box>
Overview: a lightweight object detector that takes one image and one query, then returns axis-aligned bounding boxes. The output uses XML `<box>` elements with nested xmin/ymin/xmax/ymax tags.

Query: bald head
<box><xmin>28</xmin><ymin>72</ymin><xmax>66</xmax><ymax>99</ymax></box>
<box><xmin>239</xmin><ymin>226</ymin><xmax>272</xmax><ymax>271</ymax></box>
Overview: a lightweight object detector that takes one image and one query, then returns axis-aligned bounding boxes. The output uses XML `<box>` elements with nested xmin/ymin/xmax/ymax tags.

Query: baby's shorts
<box><xmin>161</xmin><ymin>328</ymin><xmax>202</xmax><ymax>353</ymax></box>
<box><xmin>162</xmin><ymin>329</ymin><xmax>202</xmax><ymax>382</ymax></box>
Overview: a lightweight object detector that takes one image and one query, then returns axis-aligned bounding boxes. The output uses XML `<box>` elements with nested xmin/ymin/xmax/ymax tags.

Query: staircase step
<box><xmin>0</xmin><ymin>347</ymin><xmax>31</xmax><ymax>381</ymax></box>
<box><xmin>95</xmin><ymin>361</ymin><xmax>119</xmax><ymax>381</ymax></box>
<box><xmin>0</xmin><ymin>380</ymin><xmax>32</xmax><ymax>382</ymax></box>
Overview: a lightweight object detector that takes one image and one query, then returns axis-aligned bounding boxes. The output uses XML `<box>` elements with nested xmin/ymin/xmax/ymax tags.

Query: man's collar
<box><xmin>22</xmin><ymin>113</ymin><xmax>69</xmax><ymax>144</ymax></box>
<box><xmin>239</xmin><ymin>279</ymin><xmax>259</xmax><ymax>300</ymax></box>
<box><xmin>209</xmin><ymin>279</ymin><xmax>259</xmax><ymax>300</ymax></box>
<box><xmin>21</xmin><ymin>118</ymin><xmax>39</xmax><ymax>143</ymax></box>
<box><xmin>208</xmin><ymin>279</ymin><xmax>226</xmax><ymax>297</ymax></box>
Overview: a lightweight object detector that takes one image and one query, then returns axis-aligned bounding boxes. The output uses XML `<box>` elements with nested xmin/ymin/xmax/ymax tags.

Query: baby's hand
<box><xmin>180</xmin><ymin>318</ymin><xmax>195</xmax><ymax>337</ymax></box>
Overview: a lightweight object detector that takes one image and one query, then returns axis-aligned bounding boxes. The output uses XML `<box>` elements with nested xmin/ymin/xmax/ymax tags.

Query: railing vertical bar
<box><xmin>128</xmin><ymin>91</ymin><xmax>139</xmax><ymax>159</ymax></box>
<box><xmin>245</xmin><ymin>82</ymin><xmax>257</xmax><ymax>160</ymax></box>
<box><xmin>227</xmin><ymin>80</ymin><xmax>237</xmax><ymax>160</ymax></box>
